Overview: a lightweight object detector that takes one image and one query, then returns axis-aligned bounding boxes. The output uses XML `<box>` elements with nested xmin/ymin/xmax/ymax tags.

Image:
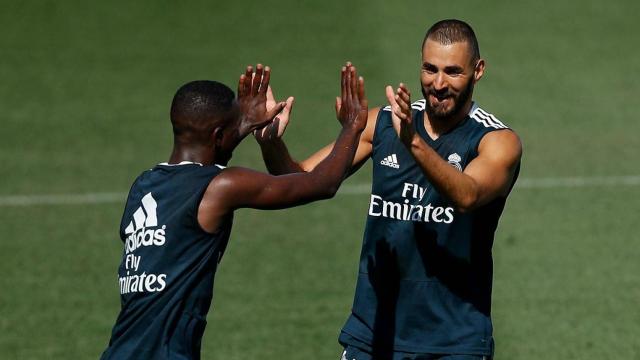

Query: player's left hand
<box><xmin>385</xmin><ymin>83</ymin><xmax>415</xmax><ymax>145</ymax></box>
<box><xmin>237</xmin><ymin>64</ymin><xmax>286</xmax><ymax>138</ymax></box>
<box><xmin>254</xmin><ymin>86</ymin><xmax>295</xmax><ymax>144</ymax></box>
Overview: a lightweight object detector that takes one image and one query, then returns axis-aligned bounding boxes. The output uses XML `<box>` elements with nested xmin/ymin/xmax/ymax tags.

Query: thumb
<box><xmin>283</xmin><ymin>96</ymin><xmax>295</xmax><ymax>116</ymax></box>
<box><xmin>335</xmin><ymin>97</ymin><xmax>342</xmax><ymax>117</ymax></box>
<box><xmin>265</xmin><ymin>101</ymin><xmax>286</xmax><ymax>121</ymax></box>
<box><xmin>385</xmin><ymin>85</ymin><xmax>397</xmax><ymax>106</ymax></box>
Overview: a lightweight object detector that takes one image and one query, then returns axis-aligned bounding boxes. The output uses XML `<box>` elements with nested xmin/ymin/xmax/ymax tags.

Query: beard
<box><xmin>422</xmin><ymin>77</ymin><xmax>474</xmax><ymax>122</ymax></box>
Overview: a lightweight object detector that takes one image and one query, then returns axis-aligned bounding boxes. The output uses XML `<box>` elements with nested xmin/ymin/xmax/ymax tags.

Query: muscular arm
<box><xmin>407</xmin><ymin>129</ymin><xmax>521</xmax><ymax>212</ymax></box>
<box><xmin>258</xmin><ymin>106</ymin><xmax>379</xmax><ymax>175</ymax></box>
<box><xmin>198</xmin><ymin>64</ymin><xmax>369</xmax><ymax>232</ymax></box>
<box><xmin>388</xmin><ymin>84</ymin><xmax>522</xmax><ymax>213</ymax></box>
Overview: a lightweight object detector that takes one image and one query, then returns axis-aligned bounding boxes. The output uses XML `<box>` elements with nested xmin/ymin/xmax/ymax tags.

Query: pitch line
<box><xmin>0</xmin><ymin>192</ymin><xmax>126</xmax><ymax>207</ymax></box>
<box><xmin>1</xmin><ymin>175</ymin><xmax>639</xmax><ymax>207</ymax></box>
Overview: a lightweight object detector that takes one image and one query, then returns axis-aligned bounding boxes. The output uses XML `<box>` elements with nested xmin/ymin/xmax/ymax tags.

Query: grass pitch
<box><xmin>1</xmin><ymin>0</ymin><xmax>639</xmax><ymax>359</ymax></box>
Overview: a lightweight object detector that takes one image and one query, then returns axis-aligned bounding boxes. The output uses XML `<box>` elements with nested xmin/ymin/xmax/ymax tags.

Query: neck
<box><xmin>168</xmin><ymin>145</ymin><xmax>218</xmax><ymax>166</ymax></box>
<box><xmin>424</xmin><ymin>98</ymin><xmax>473</xmax><ymax>138</ymax></box>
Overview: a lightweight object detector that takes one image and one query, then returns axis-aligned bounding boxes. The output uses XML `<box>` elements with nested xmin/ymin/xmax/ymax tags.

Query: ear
<box><xmin>473</xmin><ymin>59</ymin><xmax>485</xmax><ymax>83</ymax></box>
<box><xmin>212</xmin><ymin>127</ymin><xmax>224</xmax><ymax>148</ymax></box>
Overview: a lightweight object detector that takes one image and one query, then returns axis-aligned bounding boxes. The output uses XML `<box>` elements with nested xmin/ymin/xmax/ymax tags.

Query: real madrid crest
<box><xmin>447</xmin><ymin>153</ymin><xmax>462</xmax><ymax>171</ymax></box>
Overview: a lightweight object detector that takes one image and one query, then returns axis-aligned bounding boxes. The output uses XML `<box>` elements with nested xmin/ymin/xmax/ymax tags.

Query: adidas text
<box><xmin>380</xmin><ymin>154</ymin><xmax>400</xmax><ymax>169</ymax></box>
<box><xmin>125</xmin><ymin>226</ymin><xmax>166</xmax><ymax>254</ymax></box>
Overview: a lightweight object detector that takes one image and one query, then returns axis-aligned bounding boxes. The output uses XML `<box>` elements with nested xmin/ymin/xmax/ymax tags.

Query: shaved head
<box><xmin>170</xmin><ymin>80</ymin><xmax>236</xmax><ymax>145</ymax></box>
<box><xmin>422</xmin><ymin>19</ymin><xmax>480</xmax><ymax>64</ymax></box>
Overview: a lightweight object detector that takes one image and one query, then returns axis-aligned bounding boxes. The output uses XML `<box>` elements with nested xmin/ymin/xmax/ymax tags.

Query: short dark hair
<box><xmin>170</xmin><ymin>80</ymin><xmax>235</xmax><ymax>141</ymax></box>
<box><xmin>422</xmin><ymin>19</ymin><xmax>480</xmax><ymax>63</ymax></box>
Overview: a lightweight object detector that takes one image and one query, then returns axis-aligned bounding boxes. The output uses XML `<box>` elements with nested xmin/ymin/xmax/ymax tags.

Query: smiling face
<box><xmin>420</xmin><ymin>38</ymin><xmax>484</xmax><ymax>122</ymax></box>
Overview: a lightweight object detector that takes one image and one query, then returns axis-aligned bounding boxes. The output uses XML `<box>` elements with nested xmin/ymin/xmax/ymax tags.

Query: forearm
<box><xmin>406</xmin><ymin>135</ymin><xmax>479</xmax><ymax>212</ymax></box>
<box><xmin>258</xmin><ymin>139</ymin><xmax>305</xmax><ymax>175</ymax></box>
<box><xmin>307</xmin><ymin>126</ymin><xmax>362</xmax><ymax>197</ymax></box>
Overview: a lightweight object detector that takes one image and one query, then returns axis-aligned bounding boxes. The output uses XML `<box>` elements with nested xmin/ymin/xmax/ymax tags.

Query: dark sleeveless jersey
<box><xmin>101</xmin><ymin>162</ymin><xmax>232</xmax><ymax>360</ymax></box>
<box><xmin>340</xmin><ymin>101</ymin><xmax>519</xmax><ymax>356</ymax></box>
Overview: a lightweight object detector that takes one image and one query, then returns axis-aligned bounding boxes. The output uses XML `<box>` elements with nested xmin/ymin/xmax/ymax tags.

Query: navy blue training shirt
<box><xmin>340</xmin><ymin>101</ymin><xmax>519</xmax><ymax>356</ymax></box>
<box><xmin>101</xmin><ymin>162</ymin><xmax>232</xmax><ymax>360</ymax></box>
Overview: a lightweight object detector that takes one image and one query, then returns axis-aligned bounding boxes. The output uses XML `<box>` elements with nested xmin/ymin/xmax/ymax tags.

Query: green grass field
<box><xmin>1</xmin><ymin>0</ymin><xmax>639</xmax><ymax>359</ymax></box>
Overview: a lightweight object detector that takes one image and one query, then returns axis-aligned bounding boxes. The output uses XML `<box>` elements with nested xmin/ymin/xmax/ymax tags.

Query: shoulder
<box><xmin>199</xmin><ymin>166</ymin><xmax>265</xmax><ymax>221</ymax></box>
<box><xmin>360</xmin><ymin>106</ymin><xmax>383</xmax><ymax>143</ymax></box>
<box><xmin>468</xmin><ymin>104</ymin><xmax>510</xmax><ymax>130</ymax></box>
<box><xmin>467</xmin><ymin>104</ymin><xmax>522</xmax><ymax>162</ymax></box>
<box><xmin>207</xmin><ymin>166</ymin><xmax>262</xmax><ymax>190</ymax></box>
<box><xmin>478</xmin><ymin>128</ymin><xmax>522</xmax><ymax>166</ymax></box>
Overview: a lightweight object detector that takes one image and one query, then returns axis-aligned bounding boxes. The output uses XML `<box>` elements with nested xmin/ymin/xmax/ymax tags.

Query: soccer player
<box><xmin>100</xmin><ymin>63</ymin><xmax>368</xmax><ymax>359</ymax></box>
<box><xmin>256</xmin><ymin>20</ymin><xmax>522</xmax><ymax>359</ymax></box>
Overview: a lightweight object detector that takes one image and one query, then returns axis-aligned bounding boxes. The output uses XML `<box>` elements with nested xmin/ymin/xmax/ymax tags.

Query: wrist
<box><xmin>236</xmin><ymin>116</ymin><xmax>254</xmax><ymax>139</ymax></box>
<box><xmin>342</xmin><ymin>122</ymin><xmax>365</xmax><ymax>134</ymax></box>
<box><xmin>256</xmin><ymin>135</ymin><xmax>283</xmax><ymax>147</ymax></box>
<box><xmin>405</xmin><ymin>132</ymin><xmax>422</xmax><ymax>149</ymax></box>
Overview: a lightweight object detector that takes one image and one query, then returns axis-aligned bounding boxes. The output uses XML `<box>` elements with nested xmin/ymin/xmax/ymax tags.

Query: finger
<box><xmin>240</xmin><ymin>65</ymin><xmax>253</xmax><ymax>97</ymax></box>
<box><xmin>238</xmin><ymin>74</ymin><xmax>246</xmax><ymax>98</ymax></box>
<box><xmin>397</xmin><ymin>90</ymin><xmax>411</xmax><ymax>109</ymax></box>
<box><xmin>396</xmin><ymin>92</ymin><xmax>411</xmax><ymax>113</ymax></box>
<box><xmin>340</xmin><ymin>66</ymin><xmax>347</xmax><ymax>106</ymax></box>
<box><xmin>349</xmin><ymin>66</ymin><xmax>357</xmax><ymax>102</ymax></box>
<box><xmin>265</xmin><ymin>101</ymin><xmax>286</xmax><ymax>121</ymax></box>
<box><xmin>345</xmin><ymin>65</ymin><xmax>353</xmax><ymax>101</ymax></box>
<box><xmin>394</xmin><ymin>95</ymin><xmax>412</xmax><ymax>123</ymax></box>
<box><xmin>252</xmin><ymin>64</ymin><xmax>264</xmax><ymax>96</ymax></box>
<box><xmin>398</xmin><ymin>83</ymin><xmax>411</xmax><ymax>104</ymax></box>
<box><xmin>385</xmin><ymin>85</ymin><xmax>398</xmax><ymax>106</ymax></box>
<box><xmin>399</xmin><ymin>83</ymin><xmax>411</xmax><ymax>96</ymax></box>
<box><xmin>283</xmin><ymin>96</ymin><xmax>295</xmax><ymax>117</ymax></box>
<box><xmin>335</xmin><ymin>97</ymin><xmax>342</xmax><ymax>117</ymax></box>
<box><xmin>266</xmin><ymin>85</ymin><xmax>276</xmax><ymax>107</ymax></box>
<box><xmin>259</xmin><ymin>66</ymin><xmax>271</xmax><ymax>95</ymax></box>
<box><xmin>357</xmin><ymin>76</ymin><xmax>367</xmax><ymax>109</ymax></box>
<box><xmin>398</xmin><ymin>88</ymin><xmax>411</xmax><ymax>104</ymax></box>
<box><xmin>278</xmin><ymin>97</ymin><xmax>294</xmax><ymax>136</ymax></box>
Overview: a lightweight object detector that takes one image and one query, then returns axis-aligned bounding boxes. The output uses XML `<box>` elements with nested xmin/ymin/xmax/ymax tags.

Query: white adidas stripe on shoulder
<box><xmin>411</xmin><ymin>99</ymin><xmax>426</xmax><ymax>111</ymax></box>
<box><xmin>382</xmin><ymin>99</ymin><xmax>425</xmax><ymax>112</ymax></box>
<box><xmin>470</xmin><ymin>106</ymin><xmax>508</xmax><ymax>129</ymax></box>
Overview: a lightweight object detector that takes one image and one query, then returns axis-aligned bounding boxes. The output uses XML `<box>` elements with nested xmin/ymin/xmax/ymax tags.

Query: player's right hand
<box><xmin>236</xmin><ymin>64</ymin><xmax>286</xmax><ymax>138</ymax></box>
<box><xmin>385</xmin><ymin>83</ymin><xmax>415</xmax><ymax>145</ymax></box>
<box><xmin>335</xmin><ymin>62</ymin><xmax>368</xmax><ymax>132</ymax></box>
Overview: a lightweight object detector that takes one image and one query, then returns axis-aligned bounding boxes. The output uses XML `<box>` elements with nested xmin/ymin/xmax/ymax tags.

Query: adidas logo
<box><xmin>380</xmin><ymin>154</ymin><xmax>400</xmax><ymax>169</ymax></box>
<box><xmin>124</xmin><ymin>193</ymin><xmax>166</xmax><ymax>254</ymax></box>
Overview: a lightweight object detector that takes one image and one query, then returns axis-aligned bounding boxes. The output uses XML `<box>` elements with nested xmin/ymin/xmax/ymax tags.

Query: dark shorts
<box><xmin>341</xmin><ymin>345</ymin><xmax>491</xmax><ymax>360</ymax></box>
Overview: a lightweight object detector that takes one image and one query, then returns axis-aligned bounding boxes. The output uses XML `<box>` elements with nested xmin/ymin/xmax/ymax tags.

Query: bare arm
<box><xmin>256</xmin><ymin>106</ymin><xmax>378</xmax><ymax>175</ymax></box>
<box><xmin>198</xmin><ymin>64</ymin><xmax>369</xmax><ymax>232</ymax></box>
<box><xmin>387</xmin><ymin>84</ymin><xmax>522</xmax><ymax>213</ymax></box>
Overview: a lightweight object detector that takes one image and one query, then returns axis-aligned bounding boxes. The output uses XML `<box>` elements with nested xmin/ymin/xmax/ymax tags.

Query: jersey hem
<box><xmin>340</xmin><ymin>329</ymin><xmax>492</xmax><ymax>356</ymax></box>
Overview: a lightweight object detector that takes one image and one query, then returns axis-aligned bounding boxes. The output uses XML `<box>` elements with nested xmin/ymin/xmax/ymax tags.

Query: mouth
<box><xmin>429</xmin><ymin>93</ymin><xmax>452</xmax><ymax>105</ymax></box>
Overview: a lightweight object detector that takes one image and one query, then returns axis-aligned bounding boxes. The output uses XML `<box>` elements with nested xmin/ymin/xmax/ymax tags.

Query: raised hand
<box><xmin>335</xmin><ymin>62</ymin><xmax>368</xmax><ymax>131</ymax></box>
<box><xmin>254</xmin><ymin>86</ymin><xmax>294</xmax><ymax>144</ymax></box>
<box><xmin>385</xmin><ymin>83</ymin><xmax>415</xmax><ymax>145</ymax></box>
<box><xmin>236</xmin><ymin>64</ymin><xmax>286</xmax><ymax>138</ymax></box>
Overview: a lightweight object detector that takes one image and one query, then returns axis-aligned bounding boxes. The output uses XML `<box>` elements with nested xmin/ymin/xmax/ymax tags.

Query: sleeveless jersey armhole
<box><xmin>192</xmin><ymin>168</ymin><xmax>230</xmax><ymax>236</ymax></box>
<box><xmin>372</xmin><ymin>108</ymin><xmax>389</xmax><ymax>147</ymax></box>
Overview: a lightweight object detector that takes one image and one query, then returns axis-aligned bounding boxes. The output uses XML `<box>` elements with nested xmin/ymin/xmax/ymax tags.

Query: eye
<box><xmin>422</xmin><ymin>64</ymin><xmax>437</xmax><ymax>74</ymax></box>
<box><xmin>444</xmin><ymin>66</ymin><xmax>464</xmax><ymax>76</ymax></box>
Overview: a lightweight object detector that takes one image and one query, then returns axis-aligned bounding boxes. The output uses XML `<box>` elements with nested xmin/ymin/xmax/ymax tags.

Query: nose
<box><xmin>433</xmin><ymin>72</ymin><xmax>447</xmax><ymax>91</ymax></box>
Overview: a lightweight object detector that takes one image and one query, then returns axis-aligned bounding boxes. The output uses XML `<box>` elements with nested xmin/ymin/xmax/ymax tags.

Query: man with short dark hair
<box><xmin>257</xmin><ymin>19</ymin><xmax>522</xmax><ymax>359</ymax></box>
<box><xmin>101</xmin><ymin>63</ymin><xmax>368</xmax><ymax>359</ymax></box>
